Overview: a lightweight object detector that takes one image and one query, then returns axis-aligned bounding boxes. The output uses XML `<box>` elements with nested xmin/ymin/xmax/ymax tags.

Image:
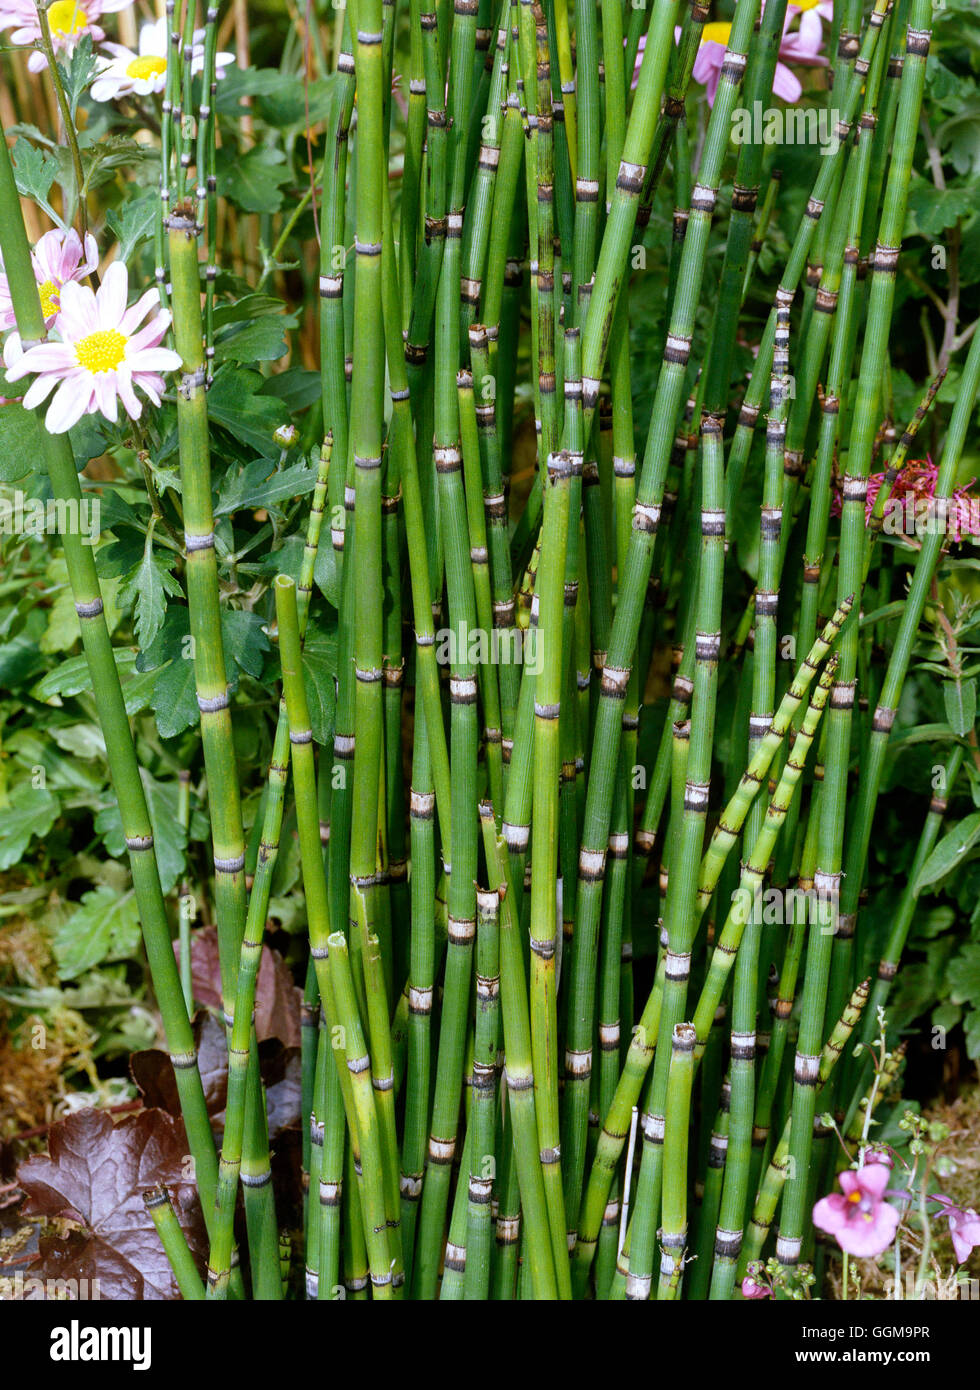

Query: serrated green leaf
<box><xmin>222</xmin><ymin>608</ymin><xmax>271</xmax><ymax>678</ymax></box>
<box><xmin>207</xmin><ymin>366</ymin><xmax>290</xmax><ymax>453</ymax></box>
<box><xmin>215</xmin><ymin>458</ymin><xmax>316</xmax><ymax>516</ymax></box>
<box><xmin>0</xmin><ymin>402</ymin><xmax>41</xmax><ymax>481</ymax></box>
<box><xmin>56</xmin><ymin>35</ymin><xmax>96</xmax><ymax>120</ymax></box>
<box><xmin>947</xmin><ymin>942</ymin><xmax>980</xmax><ymax>1008</ymax></box>
<box><xmin>52</xmin><ymin>886</ymin><xmax>141</xmax><ymax>980</ymax></box>
<box><xmin>301</xmin><ymin>616</ymin><xmax>337</xmax><ymax>744</ymax></box>
<box><xmin>212</xmin><ymin>314</ymin><xmax>293</xmax><ymax>365</ymax></box>
<box><xmin>0</xmin><ymin>784</ymin><xmax>59</xmax><ymax>870</ymax></box>
<box><xmin>254</xmin><ymin>75</ymin><xmax>338</xmax><ymax>129</ymax></box>
<box><xmin>117</xmin><ymin>532</ymin><xmax>182</xmax><ymax>649</ymax></box>
<box><xmin>11</xmin><ymin>137</ymin><xmax>61</xmax><ymax>220</ymax></box>
<box><xmin>104</xmin><ymin>190</ymin><xmax>158</xmax><ymax>265</ymax></box>
<box><xmin>915</xmin><ymin>811</ymin><xmax>980</xmax><ymax>892</ymax></box>
<box><xmin>216</xmin><ymin>145</ymin><xmax>291</xmax><ymax>213</ymax></box>
<box><xmin>95</xmin><ymin>774</ymin><xmax>187</xmax><ymax>893</ymax></box>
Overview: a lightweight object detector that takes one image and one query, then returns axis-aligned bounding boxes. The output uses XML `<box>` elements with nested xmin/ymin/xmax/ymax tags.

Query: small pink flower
<box><xmin>741</xmin><ymin>1275</ymin><xmax>772</xmax><ymax>1298</ymax></box>
<box><xmin>0</xmin><ymin>0</ymin><xmax>133</xmax><ymax>72</ymax></box>
<box><xmin>0</xmin><ymin>227</ymin><xmax>99</xmax><ymax>332</ymax></box>
<box><xmin>812</xmin><ymin>1160</ymin><xmax>900</xmax><ymax>1258</ymax></box>
<box><xmin>931</xmin><ymin>1195</ymin><xmax>980</xmax><ymax>1265</ymax></box>
<box><xmin>3</xmin><ymin>260</ymin><xmax>181</xmax><ymax>433</ymax></box>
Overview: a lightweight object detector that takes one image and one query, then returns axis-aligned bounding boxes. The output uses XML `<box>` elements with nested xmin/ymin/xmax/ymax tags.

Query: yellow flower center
<box><xmin>125</xmin><ymin>54</ymin><xmax>167</xmax><ymax>81</ymax></box>
<box><xmin>75</xmin><ymin>328</ymin><xmax>127</xmax><ymax>374</ymax></box>
<box><xmin>47</xmin><ymin>1</ymin><xmax>89</xmax><ymax>39</ymax></box>
<box><xmin>702</xmin><ymin>21</ymin><xmax>732</xmax><ymax>45</ymax></box>
<box><xmin>794</xmin><ymin>0</ymin><xmax>823</xmax><ymax>10</ymax></box>
<box><xmin>847</xmin><ymin>1190</ymin><xmax>862</xmax><ymax>1204</ymax></box>
<box><xmin>38</xmin><ymin>278</ymin><xmax>61</xmax><ymax>320</ymax></box>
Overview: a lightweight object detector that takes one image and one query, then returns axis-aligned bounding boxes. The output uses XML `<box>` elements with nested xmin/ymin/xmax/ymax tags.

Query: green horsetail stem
<box><xmin>658</xmin><ymin>1022</ymin><xmax>696</xmax><ymax>1299</ymax></box>
<box><xmin>169</xmin><ymin>202</ymin><xmax>277</xmax><ymax>1300</ymax></box>
<box><xmin>0</xmin><ymin>129</ymin><xmax>222</xmax><ymax>1227</ymax></box>
<box><xmin>696</xmin><ymin>597</ymin><xmax>853</xmax><ymax>912</ymax></box>
<box><xmin>464</xmin><ymin>887</ymin><xmax>501</xmax><ymax>1298</ymax></box>
<box><xmin>143</xmin><ymin>1187</ymin><xmax>206</xmax><ymax>1301</ymax></box>
<box><xmin>819</xmin><ymin>0</ymin><xmax>933</xmax><ymax>1048</ymax></box>
<box><xmin>167</xmin><ymin>205</ymin><xmax>248</xmax><ymax>1010</ymax></box>
<box><xmin>691</xmin><ymin>656</ymin><xmax>839</xmax><ymax>1059</ymax></box>
<box><xmin>529</xmin><ymin>452</ymin><xmax>573</xmax><ymax>1297</ymax></box>
<box><xmin>480</xmin><ymin>804</ymin><xmax>559</xmax><ymax>1299</ymax></box>
<box><xmin>626</xmin><ymin>405</ymin><xmax>729</xmax><ymax>1300</ymax></box>
<box><xmin>327</xmin><ymin>932</ymin><xmax>398</xmax><ymax>1301</ymax></box>
<box><xmin>208</xmin><ymin>442</ymin><xmax>331</xmax><ymax>1300</ymax></box>
<box><xmin>738</xmin><ymin>979</ymin><xmax>871</xmax><ymax>1278</ymax></box>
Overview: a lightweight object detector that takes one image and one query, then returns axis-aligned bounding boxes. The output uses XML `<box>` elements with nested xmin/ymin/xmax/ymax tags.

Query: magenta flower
<box><xmin>831</xmin><ymin>457</ymin><xmax>980</xmax><ymax>543</ymax></box>
<box><xmin>741</xmin><ymin>1275</ymin><xmax>772</xmax><ymax>1299</ymax></box>
<box><xmin>0</xmin><ymin>0</ymin><xmax>134</xmax><ymax>73</ymax></box>
<box><xmin>0</xmin><ymin>228</ymin><xmax>99</xmax><ymax>333</ymax></box>
<box><xmin>812</xmin><ymin>1161</ymin><xmax>900</xmax><ymax>1258</ymax></box>
<box><xmin>931</xmin><ymin>1196</ymin><xmax>980</xmax><ymax>1265</ymax></box>
<box><xmin>2</xmin><ymin>260</ymin><xmax>181</xmax><ymax>432</ymax></box>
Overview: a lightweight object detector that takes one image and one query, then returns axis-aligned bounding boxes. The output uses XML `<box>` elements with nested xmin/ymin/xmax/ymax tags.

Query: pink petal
<box><xmin>837</xmin><ymin>1170</ymin><xmax>860</xmax><ymax>1197</ymax></box>
<box><xmin>115</xmin><ymin>361</ymin><xmax>142</xmax><ymax>419</ymax></box>
<box><xmin>80</xmin><ymin>234</ymin><xmax>99</xmax><ymax>278</ymax></box>
<box><xmin>798</xmin><ymin>10</ymin><xmax>824</xmax><ymax>50</ymax></box>
<box><xmin>836</xmin><ymin>1203</ymin><xmax>899</xmax><ymax>1258</ymax></box>
<box><xmin>31</xmin><ymin>230</ymin><xmax>66</xmax><ymax>282</ymax></box>
<box><xmin>93</xmin><ymin>369</ymin><xmax>118</xmax><ymax>423</ymax></box>
<box><xmin>45</xmin><ymin>373</ymin><xmax>93</xmax><ymax>433</ymax></box>
<box><xmin>129</xmin><ymin>346</ymin><xmax>182</xmax><ymax>373</ymax></box>
<box><xmin>96</xmin><ymin>260</ymin><xmax>129</xmax><ymax>329</ymax></box>
<box><xmin>692</xmin><ymin>41</ymin><xmax>725</xmax><ymax>88</ymax></box>
<box><xmin>772</xmin><ymin>63</ymin><xmax>803</xmax><ymax>103</ymax></box>
<box><xmin>856</xmin><ymin>1162</ymin><xmax>891</xmax><ymax>1200</ymax></box>
<box><xmin>120</xmin><ymin>288</ymin><xmax>162</xmax><ymax>335</ymax></box>
<box><xmin>59</xmin><ymin>279</ymin><xmax>99</xmax><ymax>336</ymax></box>
<box><xmin>134</xmin><ymin>372</ymin><xmax>164</xmax><ymax>406</ymax></box>
<box><xmin>21</xmin><ymin>372</ymin><xmax>61</xmax><ymax>410</ymax></box>
<box><xmin>812</xmin><ymin>1194</ymin><xmax>849</xmax><ymax>1234</ymax></box>
<box><xmin>13</xmin><ymin>342</ymin><xmax>76</xmax><ymax>372</ymax></box>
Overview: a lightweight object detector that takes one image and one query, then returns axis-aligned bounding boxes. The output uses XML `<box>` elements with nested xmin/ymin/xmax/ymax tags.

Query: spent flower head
<box><xmin>2</xmin><ymin>260</ymin><xmax>181</xmax><ymax>432</ymax></box>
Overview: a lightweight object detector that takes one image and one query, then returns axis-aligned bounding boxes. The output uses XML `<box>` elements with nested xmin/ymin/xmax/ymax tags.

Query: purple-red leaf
<box><xmin>184</xmin><ymin>926</ymin><xmax>301</xmax><ymax>1046</ymax></box>
<box><xmin>16</xmin><ymin>1108</ymin><xmax>205</xmax><ymax>1300</ymax></box>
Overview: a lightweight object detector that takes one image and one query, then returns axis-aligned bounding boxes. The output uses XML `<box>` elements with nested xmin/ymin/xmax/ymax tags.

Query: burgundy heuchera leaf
<box><xmin>16</xmin><ymin>1108</ymin><xmax>205</xmax><ymax>1300</ymax></box>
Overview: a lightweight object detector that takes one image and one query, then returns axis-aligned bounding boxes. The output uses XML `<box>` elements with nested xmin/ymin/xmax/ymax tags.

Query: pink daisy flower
<box><xmin>91</xmin><ymin>17</ymin><xmax>234</xmax><ymax>103</ymax></box>
<box><xmin>0</xmin><ymin>227</ymin><xmax>99</xmax><ymax>333</ymax></box>
<box><xmin>0</xmin><ymin>0</ymin><xmax>134</xmax><ymax>73</ymax></box>
<box><xmin>812</xmin><ymin>1160</ymin><xmax>900</xmax><ymax>1258</ymax></box>
<box><xmin>2</xmin><ymin>261</ymin><xmax>181</xmax><ymax>433</ymax></box>
<box><xmin>633</xmin><ymin>5</ymin><xmax>827</xmax><ymax>105</ymax></box>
